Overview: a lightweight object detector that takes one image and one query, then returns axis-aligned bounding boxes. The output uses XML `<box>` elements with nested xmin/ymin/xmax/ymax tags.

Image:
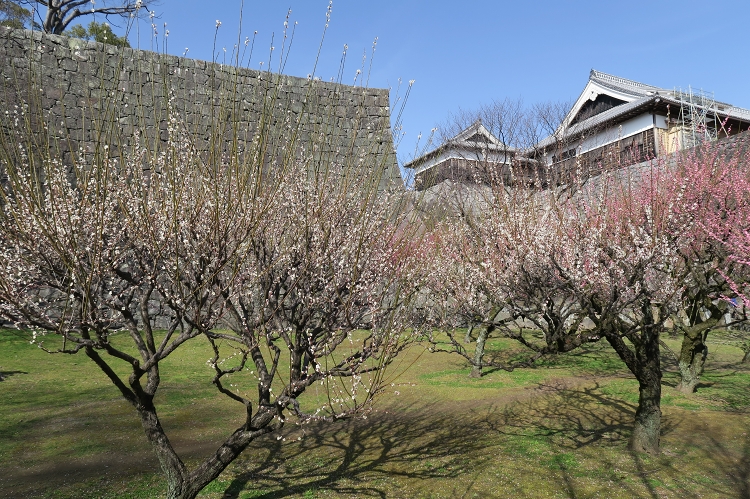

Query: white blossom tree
<box><xmin>0</xmin><ymin>98</ymin><xmax>415</xmax><ymax>499</ymax></box>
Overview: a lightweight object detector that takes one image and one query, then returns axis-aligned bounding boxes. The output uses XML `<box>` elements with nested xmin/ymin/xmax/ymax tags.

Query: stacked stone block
<box><xmin>0</xmin><ymin>26</ymin><xmax>400</xmax><ymax>187</ymax></box>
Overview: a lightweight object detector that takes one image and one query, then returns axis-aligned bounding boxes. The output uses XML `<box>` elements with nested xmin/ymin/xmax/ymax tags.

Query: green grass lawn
<box><xmin>2</xmin><ymin>328</ymin><xmax>750</xmax><ymax>498</ymax></box>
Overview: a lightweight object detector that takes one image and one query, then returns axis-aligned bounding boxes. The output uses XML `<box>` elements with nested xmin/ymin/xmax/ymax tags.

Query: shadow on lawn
<box><xmin>475</xmin><ymin>381</ymin><xmax>677</xmax><ymax>449</ymax></box>
<box><xmin>614</xmin><ymin>429</ymin><xmax>750</xmax><ymax>499</ymax></box>
<box><xmin>0</xmin><ymin>369</ymin><xmax>27</xmax><ymax>381</ymax></box>
<box><xmin>475</xmin><ymin>380</ymin><xmax>750</xmax><ymax>499</ymax></box>
<box><xmin>223</xmin><ymin>380</ymin><xmax>750</xmax><ymax>498</ymax></box>
<box><xmin>222</xmin><ymin>405</ymin><xmax>499</xmax><ymax>499</ymax></box>
<box><xmin>692</xmin><ymin>428</ymin><xmax>750</xmax><ymax>499</ymax></box>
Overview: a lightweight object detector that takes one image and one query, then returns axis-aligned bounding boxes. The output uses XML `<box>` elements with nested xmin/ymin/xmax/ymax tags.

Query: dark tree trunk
<box><xmin>135</xmin><ymin>398</ymin><xmax>275</xmax><ymax>499</ymax></box>
<box><xmin>464</xmin><ymin>323</ymin><xmax>475</xmax><ymax>344</ymax></box>
<box><xmin>675</xmin><ymin>297</ymin><xmax>724</xmax><ymax>393</ymax></box>
<box><xmin>470</xmin><ymin>325</ymin><xmax>495</xmax><ymax>378</ymax></box>
<box><xmin>604</xmin><ymin>301</ymin><xmax>663</xmax><ymax>454</ymax></box>
<box><xmin>676</xmin><ymin>324</ymin><xmax>710</xmax><ymax>394</ymax></box>
<box><xmin>136</xmin><ymin>404</ymin><xmax>193</xmax><ymax>499</ymax></box>
<box><xmin>630</xmin><ymin>370</ymin><xmax>662</xmax><ymax>454</ymax></box>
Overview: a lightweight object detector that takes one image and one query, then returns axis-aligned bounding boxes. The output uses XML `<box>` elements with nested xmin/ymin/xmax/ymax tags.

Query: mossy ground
<box><xmin>2</xmin><ymin>329</ymin><xmax>750</xmax><ymax>498</ymax></box>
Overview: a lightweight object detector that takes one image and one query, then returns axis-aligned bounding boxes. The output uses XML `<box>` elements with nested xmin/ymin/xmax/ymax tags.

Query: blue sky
<box><xmin>104</xmin><ymin>0</ymin><xmax>750</xmax><ymax>169</ymax></box>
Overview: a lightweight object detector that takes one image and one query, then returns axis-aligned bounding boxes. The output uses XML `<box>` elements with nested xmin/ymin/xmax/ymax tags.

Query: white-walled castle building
<box><xmin>409</xmin><ymin>70</ymin><xmax>750</xmax><ymax>190</ymax></box>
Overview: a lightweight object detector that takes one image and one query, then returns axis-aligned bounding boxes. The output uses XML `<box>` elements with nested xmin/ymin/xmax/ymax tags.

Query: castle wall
<box><xmin>0</xmin><ymin>27</ymin><xmax>401</xmax><ymax>188</ymax></box>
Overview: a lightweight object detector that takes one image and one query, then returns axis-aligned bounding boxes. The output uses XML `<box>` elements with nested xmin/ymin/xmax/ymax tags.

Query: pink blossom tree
<box><xmin>426</xmin><ymin>130</ymin><xmax>750</xmax><ymax>452</ymax></box>
<box><xmin>425</xmin><ymin>163</ymin><xmax>685</xmax><ymax>454</ymax></box>
<box><xmin>723</xmin><ymin>227</ymin><xmax>750</xmax><ymax>308</ymax></box>
<box><xmin>642</xmin><ymin>139</ymin><xmax>750</xmax><ymax>392</ymax></box>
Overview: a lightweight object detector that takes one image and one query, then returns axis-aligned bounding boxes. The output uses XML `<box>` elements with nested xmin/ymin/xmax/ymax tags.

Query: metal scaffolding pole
<box><xmin>674</xmin><ymin>86</ymin><xmax>718</xmax><ymax>149</ymax></box>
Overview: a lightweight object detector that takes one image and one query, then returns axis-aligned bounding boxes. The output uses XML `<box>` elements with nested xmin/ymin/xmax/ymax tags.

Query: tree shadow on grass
<box><xmin>702</xmin><ymin>430</ymin><xmax>750</xmax><ymax>499</ymax></box>
<box><xmin>475</xmin><ymin>381</ymin><xmax>677</xmax><ymax>450</ymax></box>
<box><xmin>7</xmin><ymin>373</ymin><xmax>748</xmax><ymax>499</ymax></box>
<box><xmin>482</xmin><ymin>342</ymin><xmax>628</xmax><ymax>378</ymax></box>
<box><xmin>221</xmin><ymin>404</ymin><xmax>501</xmax><ymax>499</ymax></box>
<box><xmin>222</xmin><ymin>380</ymin><xmax>750</xmax><ymax>499</ymax></box>
<box><xmin>222</xmin><ymin>381</ymin><xmax>674</xmax><ymax>499</ymax></box>
<box><xmin>0</xmin><ymin>369</ymin><xmax>27</xmax><ymax>381</ymax></box>
<box><xmin>617</xmin><ymin>425</ymin><xmax>750</xmax><ymax>499</ymax></box>
<box><xmin>474</xmin><ymin>380</ymin><xmax>750</xmax><ymax>499</ymax></box>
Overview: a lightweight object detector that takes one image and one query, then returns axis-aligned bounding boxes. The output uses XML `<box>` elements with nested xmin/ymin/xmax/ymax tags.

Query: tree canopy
<box><xmin>68</xmin><ymin>20</ymin><xmax>129</xmax><ymax>46</ymax></box>
<box><xmin>8</xmin><ymin>0</ymin><xmax>153</xmax><ymax>34</ymax></box>
<box><xmin>0</xmin><ymin>0</ymin><xmax>36</xmax><ymax>29</ymax></box>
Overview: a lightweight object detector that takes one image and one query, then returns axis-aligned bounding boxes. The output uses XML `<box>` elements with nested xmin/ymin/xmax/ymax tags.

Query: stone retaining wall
<box><xmin>0</xmin><ymin>26</ymin><xmax>401</xmax><ymax>187</ymax></box>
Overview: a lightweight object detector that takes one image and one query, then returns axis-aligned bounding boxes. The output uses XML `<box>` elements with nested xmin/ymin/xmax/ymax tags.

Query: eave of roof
<box><xmin>534</xmin><ymin>93</ymin><xmax>750</xmax><ymax>151</ymax></box>
<box><xmin>536</xmin><ymin>96</ymin><xmax>656</xmax><ymax>150</ymax></box>
<box><xmin>403</xmin><ymin>141</ymin><xmax>518</xmax><ymax>170</ymax></box>
<box><xmin>403</xmin><ymin>121</ymin><xmax>517</xmax><ymax>170</ymax></box>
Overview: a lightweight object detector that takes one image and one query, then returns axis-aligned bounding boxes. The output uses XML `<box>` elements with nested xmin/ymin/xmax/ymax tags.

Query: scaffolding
<box><xmin>673</xmin><ymin>86</ymin><xmax>718</xmax><ymax>148</ymax></box>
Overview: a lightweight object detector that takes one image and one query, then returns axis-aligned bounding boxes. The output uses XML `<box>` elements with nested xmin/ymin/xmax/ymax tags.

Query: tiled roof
<box><xmin>535</xmin><ymin>95</ymin><xmax>654</xmax><ymax>150</ymax></box>
<box><xmin>588</xmin><ymin>70</ymin><xmax>664</xmax><ymax>98</ymax></box>
<box><xmin>534</xmin><ymin>70</ymin><xmax>750</xmax><ymax>151</ymax></box>
<box><xmin>404</xmin><ymin>120</ymin><xmax>517</xmax><ymax>170</ymax></box>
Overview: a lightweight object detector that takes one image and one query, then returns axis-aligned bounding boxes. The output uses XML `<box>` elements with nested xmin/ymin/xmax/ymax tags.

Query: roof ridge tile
<box><xmin>590</xmin><ymin>69</ymin><xmax>664</xmax><ymax>94</ymax></box>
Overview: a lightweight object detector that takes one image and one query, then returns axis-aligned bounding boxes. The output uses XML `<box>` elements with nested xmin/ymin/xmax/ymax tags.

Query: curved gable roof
<box><xmin>404</xmin><ymin>120</ymin><xmax>516</xmax><ymax>171</ymax></box>
<box><xmin>560</xmin><ymin>70</ymin><xmax>666</xmax><ymax>133</ymax></box>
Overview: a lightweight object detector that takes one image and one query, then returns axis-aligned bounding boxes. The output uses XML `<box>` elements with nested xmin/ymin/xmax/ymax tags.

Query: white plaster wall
<box><xmin>542</xmin><ymin>112</ymin><xmax>669</xmax><ymax>165</ymax></box>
